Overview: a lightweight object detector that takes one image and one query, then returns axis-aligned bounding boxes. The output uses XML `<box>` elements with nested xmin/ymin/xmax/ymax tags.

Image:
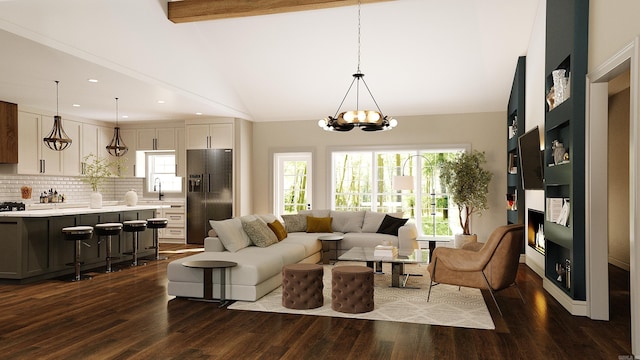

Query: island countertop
<box><xmin>0</xmin><ymin>204</ymin><xmax>170</xmax><ymax>218</ymax></box>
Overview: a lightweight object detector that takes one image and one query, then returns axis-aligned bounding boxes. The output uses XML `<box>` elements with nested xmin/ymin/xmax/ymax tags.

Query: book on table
<box><xmin>374</xmin><ymin>245</ymin><xmax>398</xmax><ymax>258</ymax></box>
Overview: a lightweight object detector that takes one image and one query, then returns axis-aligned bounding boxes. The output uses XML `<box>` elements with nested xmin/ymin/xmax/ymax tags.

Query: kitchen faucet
<box><xmin>154</xmin><ymin>178</ymin><xmax>164</xmax><ymax>200</ymax></box>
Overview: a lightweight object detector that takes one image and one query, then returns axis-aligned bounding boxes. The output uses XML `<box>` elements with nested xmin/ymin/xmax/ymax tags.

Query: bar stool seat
<box><xmin>94</xmin><ymin>222</ymin><xmax>122</xmax><ymax>273</ymax></box>
<box><xmin>61</xmin><ymin>226</ymin><xmax>94</xmax><ymax>281</ymax></box>
<box><xmin>146</xmin><ymin>218</ymin><xmax>168</xmax><ymax>261</ymax></box>
<box><xmin>123</xmin><ymin>220</ymin><xmax>147</xmax><ymax>266</ymax></box>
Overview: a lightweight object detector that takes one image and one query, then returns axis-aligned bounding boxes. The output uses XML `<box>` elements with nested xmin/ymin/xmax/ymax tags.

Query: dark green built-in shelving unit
<box><xmin>507</xmin><ymin>56</ymin><xmax>526</xmax><ymax>253</ymax></box>
<box><xmin>543</xmin><ymin>0</ymin><xmax>589</xmax><ymax>301</ymax></box>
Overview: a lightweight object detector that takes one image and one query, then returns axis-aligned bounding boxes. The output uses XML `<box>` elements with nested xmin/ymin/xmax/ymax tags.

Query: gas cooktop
<box><xmin>0</xmin><ymin>202</ymin><xmax>26</xmax><ymax>212</ymax></box>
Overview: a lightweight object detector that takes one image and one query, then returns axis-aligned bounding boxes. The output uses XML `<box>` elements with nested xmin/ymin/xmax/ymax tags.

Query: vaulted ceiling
<box><xmin>0</xmin><ymin>0</ymin><xmax>540</xmax><ymax>124</ymax></box>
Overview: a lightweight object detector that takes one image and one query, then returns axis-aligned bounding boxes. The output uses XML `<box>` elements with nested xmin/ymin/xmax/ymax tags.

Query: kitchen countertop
<box><xmin>0</xmin><ymin>204</ymin><xmax>171</xmax><ymax>218</ymax></box>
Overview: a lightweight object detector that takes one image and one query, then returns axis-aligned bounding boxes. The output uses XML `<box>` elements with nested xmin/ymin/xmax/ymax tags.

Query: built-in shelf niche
<box><xmin>527</xmin><ymin>209</ymin><xmax>545</xmax><ymax>255</ymax></box>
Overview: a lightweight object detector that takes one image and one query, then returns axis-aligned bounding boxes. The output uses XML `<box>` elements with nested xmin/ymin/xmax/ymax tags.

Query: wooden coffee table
<box><xmin>182</xmin><ymin>260</ymin><xmax>237</xmax><ymax>307</ymax></box>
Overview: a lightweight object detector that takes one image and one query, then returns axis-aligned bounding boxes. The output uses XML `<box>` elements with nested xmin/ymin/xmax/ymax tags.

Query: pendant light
<box><xmin>106</xmin><ymin>97</ymin><xmax>128</xmax><ymax>157</ymax></box>
<box><xmin>43</xmin><ymin>80</ymin><xmax>73</xmax><ymax>151</ymax></box>
<box><xmin>318</xmin><ymin>0</ymin><xmax>397</xmax><ymax>132</ymax></box>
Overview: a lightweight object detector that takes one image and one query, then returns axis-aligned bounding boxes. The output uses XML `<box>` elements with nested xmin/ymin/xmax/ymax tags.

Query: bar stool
<box><xmin>123</xmin><ymin>220</ymin><xmax>147</xmax><ymax>266</ymax></box>
<box><xmin>94</xmin><ymin>222</ymin><xmax>122</xmax><ymax>273</ymax></box>
<box><xmin>146</xmin><ymin>218</ymin><xmax>168</xmax><ymax>261</ymax></box>
<box><xmin>61</xmin><ymin>225</ymin><xmax>94</xmax><ymax>281</ymax></box>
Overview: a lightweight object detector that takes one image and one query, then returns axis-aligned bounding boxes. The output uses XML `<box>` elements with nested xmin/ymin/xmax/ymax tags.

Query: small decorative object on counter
<box><xmin>20</xmin><ymin>186</ymin><xmax>32</xmax><ymax>200</ymax></box>
<box><xmin>552</xmin><ymin>140</ymin><xmax>566</xmax><ymax>165</ymax></box>
<box><xmin>124</xmin><ymin>189</ymin><xmax>138</xmax><ymax>206</ymax></box>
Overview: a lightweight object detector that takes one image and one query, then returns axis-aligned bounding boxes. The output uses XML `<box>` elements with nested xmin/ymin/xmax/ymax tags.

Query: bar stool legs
<box><xmin>94</xmin><ymin>223</ymin><xmax>123</xmax><ymax>273</ymax></box>
<box><xmin>146</xmin><ymin>218</ymin><xmax>168</xmax><ymax>261</ymax></box>
<box><xmin>61</xmin><ymin>226</ymin><xmax>94</xmax><ymax>281</ymax></box>
<box><xmin>123</xmin><ymin>220</ymin><xmax>147</xmax><ymax>266</ymax></box>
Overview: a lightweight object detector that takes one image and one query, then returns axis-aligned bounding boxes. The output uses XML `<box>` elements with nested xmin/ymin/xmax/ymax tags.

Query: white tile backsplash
<box><xmin>0</xmin><ymin>175</ymin><xmax>144</xmax><ymax>205</ymax></box>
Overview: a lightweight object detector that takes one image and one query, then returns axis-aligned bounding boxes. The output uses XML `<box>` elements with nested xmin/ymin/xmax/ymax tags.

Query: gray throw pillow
<box><xmin>209</xmin><ymin>218</ymin><xmax>251</xmax><ymax>252</ymax></box>
<box><xmin>282</xmin><ymin>214</ymin><xmax>307</xmax><ymax>232</ymax></box>
<box><xmin>242</xmin><ymin>218</ymin><xmax>278</xmax><ymax>247</ymax></box>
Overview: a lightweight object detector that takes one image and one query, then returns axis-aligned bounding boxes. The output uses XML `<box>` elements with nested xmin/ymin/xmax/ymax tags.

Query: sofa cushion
<box><xmin>306</xmin><ymin>216</ymin><xmax>333</xmax><ymax>233</ymax></box>
<box><xmin>209</xmin><ymin>218</ymin><xmax>251</xmax><ymax>252</ymax></box>
<box><xmin>267</xmin><ymin>220</ymin><xmax>288</xmax><ymax>241</ymax></box>
<box><xmin>282</xmin><ymin>214</ymin><xmax>306</xmax><ymax>232</ymax></box>
<box><xmin>283</xmin><ymin>232</ymin><xmax>325</xmax><ymax>257</ymax></box>
<box><xmin>377</xmin><ymin>214</ymin><xmax>409</xmax><ymax>236</ymax></box>
<box><xmin>362</xmin><ymin>210</ymin><xmax>404</xmax><ymax>233</ymax></box>
<box><xmin>330</xmin><ymin>210</ymin><xmax>365</xmax><ymax>233</ymax></box>
<box><xmin>242</xmin><ymin>218</ymin><xmax>278</xmax><ymax>247</ymax></box>
<box><xmin>299</xmin><ymin>209</ymin><xmax>331</xmax><ymax>217</ymax></box>
<box><xmin>342</xmin><ymin>232</ymin><xmax>399</xmax><ymax>249</ymax></box>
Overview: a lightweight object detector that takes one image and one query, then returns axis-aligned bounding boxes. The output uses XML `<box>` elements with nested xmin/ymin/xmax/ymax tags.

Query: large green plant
<box><xmin>439</xmin><ymin>150</ymin><xmax>492</xmax><ymax>235</ymax></box>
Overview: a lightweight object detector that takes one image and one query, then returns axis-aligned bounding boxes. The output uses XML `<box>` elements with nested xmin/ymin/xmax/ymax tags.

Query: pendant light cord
<box><xmin>115</xmin><ymin>97</ymin><xmax>119</xmax><ymax>126</ymax></box>
<box><xmin>55</xmin><ymin>80</ymin><xmax>59</xmax><ymax>116</ymax></box>
<box><xmin>357</xmin><ymin>0</ymin><xmax>361</xmax><ymax>73</ymax></box>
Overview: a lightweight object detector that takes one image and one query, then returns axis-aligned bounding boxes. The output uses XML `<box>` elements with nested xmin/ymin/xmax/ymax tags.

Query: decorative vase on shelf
<box><xmin>90</xmin><ymin>192</ymin><xmax>103</xmax><ymax>209</ymax></box>
<box><xmin>124</xmin><ymin>189</ymin><xmax>138</xmax><ymax>206</ymax></box>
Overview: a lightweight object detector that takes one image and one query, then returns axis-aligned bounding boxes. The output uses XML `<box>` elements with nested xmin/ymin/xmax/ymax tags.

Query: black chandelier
<box><xmin>106</xmin><ymin>97</ymin><xmax>128</xmax><ymax>157</ymax></box>
<box><xmin>318</xmin><ymin>1</ymin><xmax>397</xmax><ymax>132</ymax></box>
<box><xmin>43</xmin><ymin>80</ymin><xmax>73</xmax><ymax>151</ymax></box>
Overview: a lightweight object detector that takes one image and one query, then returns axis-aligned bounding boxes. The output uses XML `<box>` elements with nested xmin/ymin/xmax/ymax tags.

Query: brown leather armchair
<box><xmin>427</xmin><ymin>224</ymin><xmax>525</xmax><ymax>315</ymax></box>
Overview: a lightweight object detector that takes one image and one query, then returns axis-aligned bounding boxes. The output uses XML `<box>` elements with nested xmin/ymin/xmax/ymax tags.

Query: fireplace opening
<box><xmin>527</xmin><ymin>209</ymin><xmax>545</xmax><ymax>254</ymax></box>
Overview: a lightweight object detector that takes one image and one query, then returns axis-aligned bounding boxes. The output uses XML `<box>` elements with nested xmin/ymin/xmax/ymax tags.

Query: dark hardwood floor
<box><xmin>0</xmin><ymin>244</ymin><xmax>632</xmax><ymax>359</ymax></box>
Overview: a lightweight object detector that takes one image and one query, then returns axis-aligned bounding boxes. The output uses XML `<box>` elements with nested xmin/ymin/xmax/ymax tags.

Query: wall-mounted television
<box><xmin>518</xmin><ymin>126</ymin><xmax>544</xmax><ymax>190</ymax></box>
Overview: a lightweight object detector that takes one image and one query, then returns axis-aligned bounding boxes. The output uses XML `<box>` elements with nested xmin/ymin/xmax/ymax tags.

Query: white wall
<box><xmin>523</xmin><ymin>0</ymin><xmax>547</xmax><ymax>277</ymax></box>
<box><xmin>589</xmin><ymin>0</ymin><xmax>640</xmax><ymax>72</ymax></box>
<box><xmin>251</xmin><ymin>112</ymin><xmax>505</xmax><ymax>242</ymax></box>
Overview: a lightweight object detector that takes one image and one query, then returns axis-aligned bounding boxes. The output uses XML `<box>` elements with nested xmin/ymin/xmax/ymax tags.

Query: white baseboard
<box><xmin>608</xmin><ymin>257</ymin><xmax>630</xmax><ymax>271</ymax></box>
<box><xmin>543</xmin><ymin>278</ymin><xmax>588</xmax><ymax>316</ymax></box>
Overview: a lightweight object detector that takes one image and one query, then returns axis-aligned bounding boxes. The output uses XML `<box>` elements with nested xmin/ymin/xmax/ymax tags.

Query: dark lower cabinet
<box><xmin>0</xmin><ymin>209</ymin><xmax>157</xmax><ymax>283</ymax></box>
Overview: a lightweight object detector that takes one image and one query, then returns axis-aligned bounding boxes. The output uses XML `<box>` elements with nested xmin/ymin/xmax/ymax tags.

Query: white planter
<box><xmin>90</xmin><ymin>192</ymin><xmax>103</xmax><ymax>209</ymax></box>
<box><xmin>454</xmin><ymin>234</ymin><xmax>477</xmax><ymax>248</ymax></box>
<box><xmin>124</xmin><ymin>189</ymin><xmax>138</xmax><ymax>206</ymax></box>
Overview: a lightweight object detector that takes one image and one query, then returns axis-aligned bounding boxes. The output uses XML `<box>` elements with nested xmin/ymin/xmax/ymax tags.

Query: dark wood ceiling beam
<box><xmin>168</xmin><ymin>0</ymin><xmax>392</xmax><ymax>23</ymax></box>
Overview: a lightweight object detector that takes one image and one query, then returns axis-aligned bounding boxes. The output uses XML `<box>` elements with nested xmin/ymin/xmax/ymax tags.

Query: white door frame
<box><xmin>587</xmin><ymin>36</ymin><xmax>640</xmax><ymax>356</ymax></box>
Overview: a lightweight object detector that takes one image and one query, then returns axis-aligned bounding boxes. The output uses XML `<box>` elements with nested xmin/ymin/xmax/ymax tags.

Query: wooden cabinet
<box><xmin>0</xmin><ymin>101</ymin><xmax>18</xmax><ymax>164</ymax></box>
<box><xmin>186</xmin><ymin>123</ymin><xmax>232</xmax><ymax>149</ymax></box>
<box><xmin>543</xmin><ymin>0</ymin><xmax>588</xmax><ymax>301</ymax></box>
<box><xmin>137</xmin><ymin>128</ymin><xmax>175</xmax><ymax>150</ymax></box>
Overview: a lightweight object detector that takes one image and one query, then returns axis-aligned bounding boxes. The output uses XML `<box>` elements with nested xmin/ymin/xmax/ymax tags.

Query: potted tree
<box><xmin>439</xmin><ymin>150</ymin><xmax>493</xmax><ymax>247</ymax></box>
<box><xmin>81</xmin><ymin>153</ymin><xmax>121</xmax><ymax>208</ymax></box>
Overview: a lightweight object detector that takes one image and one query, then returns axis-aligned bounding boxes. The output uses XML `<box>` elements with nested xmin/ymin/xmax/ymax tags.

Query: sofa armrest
<box><xmin>204</xmin><ymin>237</ymin><xmax>225</xmax><ymax>252</ymax></box>
<box><xmin>398</xmin><ymin>223</ymin><xmax>419</xmax><ymax>256</ymax></box>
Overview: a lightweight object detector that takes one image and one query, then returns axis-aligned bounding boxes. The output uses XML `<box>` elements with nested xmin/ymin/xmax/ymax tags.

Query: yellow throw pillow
<box><xmin>268</xmin><ymin>220</ymin><xmax>288</xmax><ymax>241</ymax></box>
<box><xmin>306</xmin><ymin>216</ymin><xmax>333</xmax><ymax>233</ymax></box>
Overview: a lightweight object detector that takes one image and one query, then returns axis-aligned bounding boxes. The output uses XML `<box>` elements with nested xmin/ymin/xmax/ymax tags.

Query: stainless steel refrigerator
<box><xmin>187</xmin><ymin>149</ymin><xmax>233</xmax><ymax>244</ymax></box>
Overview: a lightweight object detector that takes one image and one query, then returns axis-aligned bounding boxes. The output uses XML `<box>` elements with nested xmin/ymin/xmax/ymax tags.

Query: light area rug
<box><xmin>227</xmin><ymin>261</ymin><xmax>495</xmax><ymax>330</ymax></box>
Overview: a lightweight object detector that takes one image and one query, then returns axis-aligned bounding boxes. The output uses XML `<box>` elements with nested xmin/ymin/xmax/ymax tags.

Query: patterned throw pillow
<box><xmin>267</xmin><ymin>220</ymin><xmax>288</xmax><ymax>241</ymax></box>
<box><xmin>282</xmin><ymin>214</ymin><xmax>307</xmax><ymax>232</ymax></box>
<box><xmin>306</xmin><ymin>216</ymin><xmax>333</xmax><ymax>233</ymax></box>
<box><xmin>242</xmin><ymin>218</ymin><xmax>278</xmax><ymax>247</ymax></box>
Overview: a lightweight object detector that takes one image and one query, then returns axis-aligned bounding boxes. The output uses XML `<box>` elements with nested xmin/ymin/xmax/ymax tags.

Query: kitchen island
<box><xmin>0</xmin><ymin>205</ymin><xmax>168</xmax><ymax>283</ymax></box>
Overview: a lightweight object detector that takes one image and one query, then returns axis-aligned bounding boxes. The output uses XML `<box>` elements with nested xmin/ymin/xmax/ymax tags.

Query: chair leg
<box><xmin>481</xmin><ymin>271</ymin><xmax>502</xmax><ymax>316</ymax></box>
<box><xmin>512</xmin><ymin>282</ymin><xmax>526</xmax><ymax>304</ymax></box>
<box><xmin>427</xmin><ymin>259</ymin><xmax>437</xmax><ymax>302</ymax></box>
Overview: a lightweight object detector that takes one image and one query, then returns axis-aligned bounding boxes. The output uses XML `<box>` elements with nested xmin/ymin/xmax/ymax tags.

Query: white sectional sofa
<box><xmin>167</xmin><ymin>210</ymin><xmax>418</xmax><ymax>301</ymax></box>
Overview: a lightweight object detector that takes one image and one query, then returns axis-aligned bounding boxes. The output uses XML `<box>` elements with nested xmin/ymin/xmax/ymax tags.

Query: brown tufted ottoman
<box><xmin>282</xmin><ymin>263</ymin><xmax>324</xmax><ymax>309</ymax></box>
<box><xmin>331</xmin><ymin>266</ymin><xmax>374</xmax><ymax>313</ymax></box>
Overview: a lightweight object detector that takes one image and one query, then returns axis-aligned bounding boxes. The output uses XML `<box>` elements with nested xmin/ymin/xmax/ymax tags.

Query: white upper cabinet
<box><xmin>17</xmin><ymin>112</ymin><xmax>69</xmax><ymax>175</ymax></box>
<box><xmin>185</xmin><ymin>123</ymin><xmax>232</xmax><ymax>149</ymax></box>
<box><xmin>61</xmin><ymin>119</ymin><xmax>81</xmax><ymax>175</ymax></box>
<box><xmin>137</xmin><ymin>128</ymin><xmax>176</xmax><ymax>150</ymax></box>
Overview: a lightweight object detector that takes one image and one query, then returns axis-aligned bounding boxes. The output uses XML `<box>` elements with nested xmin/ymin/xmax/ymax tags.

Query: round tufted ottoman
<box><xmin>331</xmin><ymin>266</ymin><xmax>374</xmax><ymax>313</ymax></box>
<box><xmin>282</xmin><ymin>263</ymin><xmax>324</xmax><ymax>309</ymax></box>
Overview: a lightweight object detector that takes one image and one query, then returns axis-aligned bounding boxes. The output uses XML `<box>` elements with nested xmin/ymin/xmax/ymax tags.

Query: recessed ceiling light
<box><xmin>122</xmin><ymin>115</ymin><xmax>129</xmax><ymax>119</ymax></box>
<box><xmin>87</xmin><ymin>78</ymin><xmax>99</xmax><ymax>83</ymax></box>
<box><xmin>195</xmin><ymin>112</ymin><xmax>202</xmax><ymax>115</ymax></box>
<box><xmin>157</xmin><ymin>100</ymin><xmax>165</xmax><ymax>104</ymax></box>
<box><xmin>72</xmin><ymin>104</ymin><xmax>80</xmax><ymax>107</ymax></box>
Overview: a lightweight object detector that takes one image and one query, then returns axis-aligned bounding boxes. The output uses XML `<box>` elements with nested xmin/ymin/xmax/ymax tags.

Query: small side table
<box><xmin>182</xmin><ymin>260</ymin><xmax>237</xmax><ymax>307</ymax></box>
<box><xmin>416</xmin><ymin>236</ymin><xmax>452</xmax><ymax>263</ymax></box>
<box><xmin>319</xmin><ymin>234</ymin><xmax>344</xmax><ymax>264</ymax></box>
